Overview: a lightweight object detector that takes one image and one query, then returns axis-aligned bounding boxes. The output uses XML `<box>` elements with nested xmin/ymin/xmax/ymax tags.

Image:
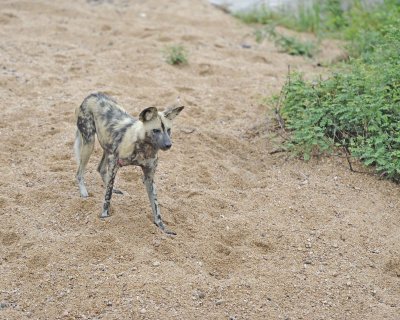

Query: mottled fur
<box><xmin>74</xmin><ymin>92</ymin><xmax>184</xmax><ymax>235</ymax></box>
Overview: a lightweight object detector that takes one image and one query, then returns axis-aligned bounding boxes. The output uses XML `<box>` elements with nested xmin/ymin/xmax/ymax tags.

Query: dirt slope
<box><xmin>0</xmin><ymin>1</ymin><xmax>399</xmax><ymax>319</ymax></box>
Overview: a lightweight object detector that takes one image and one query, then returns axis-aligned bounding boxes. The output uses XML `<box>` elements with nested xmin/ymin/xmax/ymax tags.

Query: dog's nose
<box><xmin>164</xmin><ymin>144</ymin><xmax>172</xmax><ymax>150</ymax></box>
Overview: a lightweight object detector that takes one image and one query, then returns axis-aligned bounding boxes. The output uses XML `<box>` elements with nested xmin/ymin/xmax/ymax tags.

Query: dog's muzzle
<box><xmin>161</xmin><ymin>144</ymin><xmax>172</xmax><ymax>151</ymax></box>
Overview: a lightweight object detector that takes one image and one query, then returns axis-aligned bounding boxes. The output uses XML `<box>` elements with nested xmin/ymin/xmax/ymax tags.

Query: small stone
<box><xmin>140</xmin><ymin>308</ymin><xmax>146</xmax><ymax>314</ymax></box>
<box><xmin>153</xmin><ymin>241</ymin><xmax>160</xmax><ymax>247</ymax></box>
<box><xmin>180</xmin><ymin>127</ymin><xmax>195</xmax><ymax>134</ymax></box>
<box><xmin>193</xmin><ymin>289</ymin><xmax>206</xmax><ymax>300</ymax></box>
<box><xmin>152</xmin><ymin>261</ymin><xmax>160</xmax><ymax>267</ymax></box>
<box><xmin>215</xmin><ymin>299</ymin><xmax>224</xmax><ymax>306</ymax></box>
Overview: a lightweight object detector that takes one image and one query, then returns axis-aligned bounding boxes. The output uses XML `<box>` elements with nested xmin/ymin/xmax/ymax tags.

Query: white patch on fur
<box><xmin>118</xmin><ymin>121</ymin><xmax>145</xmax><ymax>158</ymax></box>
<box><xmin>159</xmin><ymin>112</ymin><xmax>173</xmax><ymax>130</ymax></box>
<box><xmin>73</xmin><ymin>131</ymin><xmax>81</xmax><ymax>163</ymax></box>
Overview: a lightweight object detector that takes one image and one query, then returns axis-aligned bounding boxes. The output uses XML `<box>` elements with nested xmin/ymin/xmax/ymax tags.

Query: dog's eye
<box><xmin>152</xmin><ymin>129</ymin><xmax>161</xmax><ymax>134</ymax></box>
<box><xmin>167</xmin><ymin>128</ymin><xmax>171</xmax><ymax>135</ymax></box>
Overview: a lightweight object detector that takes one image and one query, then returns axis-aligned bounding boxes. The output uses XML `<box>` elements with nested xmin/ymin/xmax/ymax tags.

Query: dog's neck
<box><xmin>118</xmin><ymin>138</ymin><xmax>159</xmax><ymax>167</ymax></box>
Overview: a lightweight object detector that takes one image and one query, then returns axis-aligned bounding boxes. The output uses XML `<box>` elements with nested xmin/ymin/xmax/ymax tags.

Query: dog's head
<box><xmin>139</xmin><ymin>100</ymin><xmax>184</xmax><ymax>151</ymax></box>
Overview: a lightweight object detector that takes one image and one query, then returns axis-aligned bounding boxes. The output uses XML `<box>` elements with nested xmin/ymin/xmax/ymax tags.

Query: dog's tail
<box><xmin>73</xmin><ymin>130</ymin><xmax>82</xmax><ymax>163</ymax></box>
<box><xmin>74</xmin><ymin>97</ymin><xmax>96</xmax><ymax>164</ymax></box>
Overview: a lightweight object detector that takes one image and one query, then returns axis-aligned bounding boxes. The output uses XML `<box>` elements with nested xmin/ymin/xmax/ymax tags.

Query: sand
<box><xmin>0</xmin><ymin>1</ymin><xmax>399</xmax><ymax>319</ymax></box>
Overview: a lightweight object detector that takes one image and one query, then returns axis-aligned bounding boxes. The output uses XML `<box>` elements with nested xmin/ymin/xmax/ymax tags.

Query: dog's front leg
<box><xmin>101</xmin><ymin>155</ymin><xmax>119</xmax><ymax>218</ymax></box>
<box><xmin>142</xmin><ymin>163</ymin><xmax>176</xmax><ymax>235</ymax></box>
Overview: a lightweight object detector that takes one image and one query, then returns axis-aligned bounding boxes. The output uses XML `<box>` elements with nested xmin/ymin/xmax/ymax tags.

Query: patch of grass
<box><xmin>286</xmin><ymin>1</ymin><xmax>323</xmax><ymax>33</ymax></box>
<box><xmin>291</xmin><ymin>0</ymin><xmax>347</xmax><ymax>33</ymax></box>
<box><xmin>343</xmin><ymin>0</ymin><xmax>400</xmax><ymax>58</ymax></box>
<box><xmin>238</xmin><ymin>0</ymin><xmax>399</xmax><ymax>59</ymax></box>
<box><xmin>163</xmin><ymin>45</ymin><xmax>188</xmax><ymax>65</ymax></box>
<box><xmin>235</xmin><ymin>0</ymin><xmax>346</xmax><ymax>35</ymax></box>
<box><xmin>277</xmin><ymin>35</ymin><xmax>316</xmax><ymax>58</ymax></box>
<box><xmin>234</xmin><ymin>5</ymin><xmax>280</xmax><ymax>25</ymax></box>
<box><xmin>256</xmin><ymin>26</ymin><xmax>317</xmax><ymax>57</ymax></box>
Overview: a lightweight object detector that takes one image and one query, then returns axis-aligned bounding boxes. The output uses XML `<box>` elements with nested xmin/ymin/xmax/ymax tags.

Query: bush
<box><xmin>279</xmin><ymin>24</ymin><xmax>400</xmax><ymax>181</ymax></box>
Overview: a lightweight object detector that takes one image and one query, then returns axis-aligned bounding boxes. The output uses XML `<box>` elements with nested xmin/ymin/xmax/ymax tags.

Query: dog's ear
<box><xmin>139</xmin><ymin>107</ymin><xmax>158</xmax><ymax>122</ymax></box>
<box><xmin>163</xmin><ymin>97</ymin><xmax>184</xmax><ymax>120</ymax></box>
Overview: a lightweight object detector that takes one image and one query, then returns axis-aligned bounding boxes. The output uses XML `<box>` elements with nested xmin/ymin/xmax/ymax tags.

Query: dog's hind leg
<box><xmin>75</xmin><ymin>131</ymin><xmax>94</xmax><ymax>198</ymax></box>
<box><xmin>97</xmin><ymin>151</ymin><xmax>123</xmax><ymax>195</ymax></box>
<box><xmin>142</xmin><ymin>162</ymin><xmax>176</xmax><ymax>235</ymax></box>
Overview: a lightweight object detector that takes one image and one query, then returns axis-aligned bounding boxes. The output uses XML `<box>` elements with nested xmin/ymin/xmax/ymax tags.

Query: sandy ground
<box><xmin>0</xmin><ymin>1</ymin><xmax>399</xmax><ymax>319</ymax></box>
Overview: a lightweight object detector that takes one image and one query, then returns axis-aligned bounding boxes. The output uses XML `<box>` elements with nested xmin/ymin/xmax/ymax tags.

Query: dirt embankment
<box><xmin>0</xmin><ymin>1</ymin><xmax>399</xmax><ymax>319</ymax></box>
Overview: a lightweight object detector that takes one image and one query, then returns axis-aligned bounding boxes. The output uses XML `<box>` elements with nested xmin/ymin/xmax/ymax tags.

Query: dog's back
<box><xmin>76</xmin><ymin>92</ymin><xmax>130</xmax><ymax>123</ymax></box>
<box><xmin>75</xmin><ymin>93</ymin><xmax>137</xmax><ymax>152</ymax></box>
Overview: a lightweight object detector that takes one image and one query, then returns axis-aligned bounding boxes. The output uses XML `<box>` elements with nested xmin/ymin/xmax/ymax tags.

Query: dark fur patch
<box><xmin>111</xmin><ymin>121</ymin><xmax>134</xmax><ymax>151</ymax></box>
<box><xmin>77</xmin><ymin>113</ymin><xmax>95</xmax><ymax>143</ymax></box>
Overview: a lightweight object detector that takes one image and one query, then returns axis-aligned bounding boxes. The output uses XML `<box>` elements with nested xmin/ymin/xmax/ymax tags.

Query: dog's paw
<box><xmin>79</xmin><ymin>185</ymin><xmax>89</xmax><ymax>198</ymax></box>
<box><xmin>155</xmin><ymin>221</ymin><xmax>176</xmax><ymax>236</ymax></box>
<box><xmin>100</xmin><ymin>209</ymin><xmax>110</xmax><ymax>218</ymax></box>
<box><xmin>165</xmin><ymin>229</ymin><xmax>177</xmax><ymax>236</ymax></box>
<box><xmin>80</xmin><ymin>191</ymin><xmax>89</xmax><ymax>198</ymax></box>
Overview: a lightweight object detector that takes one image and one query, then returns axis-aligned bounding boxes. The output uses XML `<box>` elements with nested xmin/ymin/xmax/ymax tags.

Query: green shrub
<box><xmin>163</xmin><ymin>45</ymin><xmax>188</xmax><ymax>65</ymax></box>
<box><xmin>279</xmin><ymin>24</ymin><xmax>400</xmax><ymax>181</ymax></box>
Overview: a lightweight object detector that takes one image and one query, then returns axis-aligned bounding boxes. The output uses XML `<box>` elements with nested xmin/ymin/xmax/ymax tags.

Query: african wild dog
<box><xmin>74</xmin><ymin>93</ymin><xmax>184</xmax><ymax>235</ymax></box>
